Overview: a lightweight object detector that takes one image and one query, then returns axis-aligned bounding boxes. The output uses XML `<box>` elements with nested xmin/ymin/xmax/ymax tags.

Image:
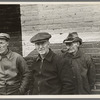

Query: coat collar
<box><xmin>0</xmin><ymin>49</ymin><xmax>12</xmax><ymax>59</ymax></box>
<box><xmin>36</xmin><ymin>49</ymin><xmax>54</xmax><ymax>62</ymax></box>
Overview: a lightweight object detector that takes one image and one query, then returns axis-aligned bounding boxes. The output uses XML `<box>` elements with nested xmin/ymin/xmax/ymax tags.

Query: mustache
<box><xmin>61</xmin><ymin>48</ymin><xmax>69</xmax><ymax>53</ymax></box>
<box><xmin>38</xmin><ymin>48</ymin><xmax>45</xmax><ymax>51</ymax></box>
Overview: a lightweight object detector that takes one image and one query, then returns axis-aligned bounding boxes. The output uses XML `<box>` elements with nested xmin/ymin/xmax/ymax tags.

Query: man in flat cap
<box><xmin>30</xmin><ymin>32</ymin><xmax>75</xmax><ymax>94</ymax></box>
<box><xmin>62</xmin><ymin>32</ymin><xmax>96</xmax><ymax>94</ymax></box>
<box><xmin>0</xmin><ymin>33</ymin><xmax>30</xmax><ymax>95</ymax></box>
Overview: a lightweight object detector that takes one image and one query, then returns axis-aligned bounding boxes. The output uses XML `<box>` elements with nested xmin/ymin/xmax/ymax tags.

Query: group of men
<box><xmin>0</xmin><ymin>32</ymin><xmax>96</xmax><ymax>95</ymax></box>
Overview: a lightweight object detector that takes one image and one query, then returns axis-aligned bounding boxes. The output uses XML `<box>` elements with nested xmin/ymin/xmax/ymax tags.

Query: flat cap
<box><xmin>0</xmin><ymin>33</ymin><xmax>10</xmax><ymax>40</ymax></box>
<box><xmin>30</xmin><ymin>32</ymin><xmax>51</xmax><ymax>43</ymax></box>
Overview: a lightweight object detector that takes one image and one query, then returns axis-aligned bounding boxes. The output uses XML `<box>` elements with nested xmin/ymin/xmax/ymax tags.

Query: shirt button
<box><xmin>73</xmin><ymin>76</ymin><xmax>76</xmax><ymax>78</ymax></box>
<box><xmin>39</xmin><ymin>71</ymin><xmax>41</xmax><ymax>75</ymax></box>
<box><xmin>38</xmin><ymin>81</ymin><xmax>41</xmax><ymax>85</ymax></box>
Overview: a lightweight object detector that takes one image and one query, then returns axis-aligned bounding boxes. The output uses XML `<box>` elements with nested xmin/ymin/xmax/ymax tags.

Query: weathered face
<box><xmin>35</xmin><ymin>40</ymin><xmax>50</xmax><ymax>55</ymax></box>
<box><xmin>0</xmin><ymin>39</ymin><xmax>9</xmax><ymax>54</ymax></box>
<box><xmin>65</xmin><ymin>42</ymin><xmax>79</xmax><ymax>54</ymax></box>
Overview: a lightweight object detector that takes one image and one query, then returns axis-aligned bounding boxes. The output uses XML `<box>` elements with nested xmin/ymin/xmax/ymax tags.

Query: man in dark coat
<box><xmin>30</xmin><ymin>32</ymin><xmax>75</xmax><ymax>95</ymax></box>
<box><xmin>0</xmin><ymin>33</ymin><xmax>30</xmax><ymax>95</ymax></box>
<box><xmin>62</xmin><ymin>32</ymin><xmax>96</xmax><ymax>94</ymax></box>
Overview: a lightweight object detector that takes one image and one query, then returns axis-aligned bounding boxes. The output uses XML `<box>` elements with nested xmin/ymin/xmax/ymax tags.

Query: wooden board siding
<box><xmin>20</xmin><ymin>4</ymin><xmax>100</xmax><ymax>57</ymax></box>
<box><xmin>20</xmin><ymin>4</ymin><xmax>100</xmax><ymax>94</ymax></box>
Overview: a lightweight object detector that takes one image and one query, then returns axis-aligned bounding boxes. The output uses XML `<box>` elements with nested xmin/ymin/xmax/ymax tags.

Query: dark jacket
<box><xmin>0</xmin><ymin>50</ymin><xmax>30</xmax><ymax>95</ymax></box>
<box><xmin>63</xmin><ymin>49</ymin><xmax>96</xmax><ymax>94</ymax></box>
<box><xmin>30</xmin><ymin>49</ymin><xmax>75</xmax><ymax>95</ymax></box>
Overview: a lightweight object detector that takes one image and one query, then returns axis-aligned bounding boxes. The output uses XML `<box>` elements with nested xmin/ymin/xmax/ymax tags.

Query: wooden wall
<box><xmin>20</xmin><ymin>4</ymin><xmax>100</xmax><ymax>57</ymax></box>
<box><xmin>20</xmin><ymin>4</ymin><xmax>100</xmax><ymax>94</ymax></box>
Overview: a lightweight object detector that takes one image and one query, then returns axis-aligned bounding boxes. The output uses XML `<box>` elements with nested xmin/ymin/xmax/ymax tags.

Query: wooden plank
<box><xmin>94</xmin><ymin>63</ymin><xmax>100</xmax><ymax>70</ymax></box>
<box><xmin>96</xmin><ymin>70</ymin><xmax>100</xmax><ymax>74</ymax></box>
<box><xmin>92</xmin><ymin>58</ymin><xmax>100</xmax><ymax>63</ymax></box>
<box><xmin>91</xmin><ymin>89</ymin><xmax>100</xmax><ymax>94</ymax></box>
<box><xmin>81</xmin><ymin>42</ymin><xmax>100</xmax><ymax>48</ymax></box>
<box><xmin>96</xmin><ymin>74</ymin><xmax>100</xmax><ymax>79</ymax></box>
<box><xmin>81</xmin><ymin>48</ymin><xmax>100</xmax><ymax>54</ymax></box>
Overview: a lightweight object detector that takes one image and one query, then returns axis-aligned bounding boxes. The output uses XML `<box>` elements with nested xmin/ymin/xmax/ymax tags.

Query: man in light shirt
<box><xmin>0</xmin><ymin>33</ymin><xmax>30</xmax><ymax>95</ymax></box>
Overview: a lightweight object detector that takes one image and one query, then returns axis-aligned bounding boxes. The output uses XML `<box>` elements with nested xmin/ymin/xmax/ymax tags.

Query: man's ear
<box><xmin>77</xmin><ymin>42</ymin><xmax>80</xmax><ymax>47</ymax></box>
<box><xmin>7</xmin><ymin>41</ymin><xmax>9</xmax><ymax>46</ymax></box>
<box><xmin>47</xmin><ymin>41</ymin><xmax>50</xmax><ymax>48</ymax></box>
<box><xmin>48</xmin><ymin>41</ymin><xmax>50</xmax><ymax>45</ymax></box>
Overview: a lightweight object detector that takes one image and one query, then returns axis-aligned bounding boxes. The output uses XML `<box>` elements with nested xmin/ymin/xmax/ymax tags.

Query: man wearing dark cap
<box><xmin>0</xmin><ymin>33</ymin><xmax>30</xmax><ymax>95</ymax></box>
<box><xmin>30</xmin><ymin>32</ymin><xmax>75</xmax><ymax>94</ymax></box>
<box><xmin>62</xmin><ymin>32</ymin><xmax>96</xmax><ymax>94</ymax></box>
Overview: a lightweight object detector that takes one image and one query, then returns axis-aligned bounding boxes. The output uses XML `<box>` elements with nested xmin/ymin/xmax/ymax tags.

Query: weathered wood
<box><xmin>20</xmin><ymin>4</ymin><xmax>100</xmax><ymax>94</ymax></box>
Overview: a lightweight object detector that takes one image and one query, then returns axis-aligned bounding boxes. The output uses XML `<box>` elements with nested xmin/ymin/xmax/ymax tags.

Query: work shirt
<box><xmin>30</xmin><ymin>49</ymin><xmax>75</xmax><ymax>95</ymax></box>
<box><xmin>0</xmin><ymin>50</ymin><xmax>30</xmax><ymax>95</ymax></box>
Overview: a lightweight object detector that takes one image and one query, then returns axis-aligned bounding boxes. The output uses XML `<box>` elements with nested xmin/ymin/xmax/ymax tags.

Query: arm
<box><xmin>86</xmin><ymin>55</ymin><xmax>96</xmax><ymax>89</ymax></box>
<box><xmin>17</xmin><ymin>55</ymin><xmax>30</xmax><ymax>94</ymax></box>
<box><xmin>57</xmin><ymin>57</ymin><xmax>76</xmax><ymax>94</ymax></box>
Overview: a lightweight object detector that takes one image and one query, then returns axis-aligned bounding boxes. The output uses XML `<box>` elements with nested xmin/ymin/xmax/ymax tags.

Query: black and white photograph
<box><xmin>0</xmin><ymin>2</ymin><xmax>99</xmax><ymax>99</ymax></box>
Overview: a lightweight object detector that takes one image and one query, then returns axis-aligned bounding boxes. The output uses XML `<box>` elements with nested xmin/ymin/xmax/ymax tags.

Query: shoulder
<box><xmin>58</xmin><ymin>51</ymin><xmax>71</xmax><ymax>64</ymax></box>
<box><xmin>80</xmin><ymin>51</ymin><xmax>92</xmax><ymax>60</ymax></box>
<box><xmin>10</xmin><ymin>51</ymin><xmax>26</xmax><ymax>62</ymax></box>
<box><xmin>9</xmin><ymin>50</ymin><xmax>22</xmax><ymax>58</ymax></box>
<box><xmin>52</xmin><ymin>51</ymin><xmax>62</xmax><ymax>62</ymax></box>
<box><xmin>24</xmin><ymin>55</ymin><xmax>38</xmax><ymax>65</ymax></box>
<box><xmin>54</xmin><ymin>52</ymin><xmax>71</xmax><ymax>68</ymax></box>
<box><xmin>11</xmin><ymin>52</ymin><xmax>23</xmax><ymax>58</ymax></box>
<box><xmin>79</xmin><ymin>50</ymin><xmax>93</xmax><ymax>65</ymax></box>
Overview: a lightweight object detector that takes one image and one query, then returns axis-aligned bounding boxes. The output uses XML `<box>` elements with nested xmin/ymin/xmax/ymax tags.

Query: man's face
<box><xmin>65</xmin><ymin>42</ymin><xmax>79</xmax><ymax>54</ymax></box>
<box><xmin>35</xmin><ymin>40</ymin><xmax>50</xmax><ymax>55</ymax></box>
<box><xmin>0</xmin><ymin>39</ymin><xmax>9</xmax><ymax>54</ymax></box>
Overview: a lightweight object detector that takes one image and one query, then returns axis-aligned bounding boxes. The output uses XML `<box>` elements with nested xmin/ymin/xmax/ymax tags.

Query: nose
<box><xmin>66</xmin><ymin>46</ymin><xmax>70</xmax><ymax>50</ymax></box>
<box><xmin>39</xmin><ymin>44</ymin><xmax>43</xmax><ymax>48</ymax></box>
<box><xmin>0</xmin><ymin>45</ymin><xmax>2</xmax><ymax>48</ymax></box>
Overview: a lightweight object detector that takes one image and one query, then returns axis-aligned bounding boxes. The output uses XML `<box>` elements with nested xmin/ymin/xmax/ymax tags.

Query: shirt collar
<box><xmin>6</xmin><ymin>50</ymin><xmax>12</xmax><ymax>59</ymax></box>
<box><xmin>0</xmin><ymin>49</ymin><xmax>12</xmax><ymax>59</ymax></box>
<box><xmin>36</xmin><ymin>49</ymin><xmax>54</xmax><ymax>62</ymax></box>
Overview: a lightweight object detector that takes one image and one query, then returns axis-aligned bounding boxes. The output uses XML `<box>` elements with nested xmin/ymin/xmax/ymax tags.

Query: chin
<box><xmin>39</xmin><ymin>51</ymin><xmax>46</xmax><ymax>55</ymax></box>
<box><xmin>68</xmin><ymin>51</ymin><xmax>74</xmax><ymax>53</ymax></box>
<box><xmin>0</xmin><ymin>52</ymin><xmax>4</xmax><ymax>54</ymax></box>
